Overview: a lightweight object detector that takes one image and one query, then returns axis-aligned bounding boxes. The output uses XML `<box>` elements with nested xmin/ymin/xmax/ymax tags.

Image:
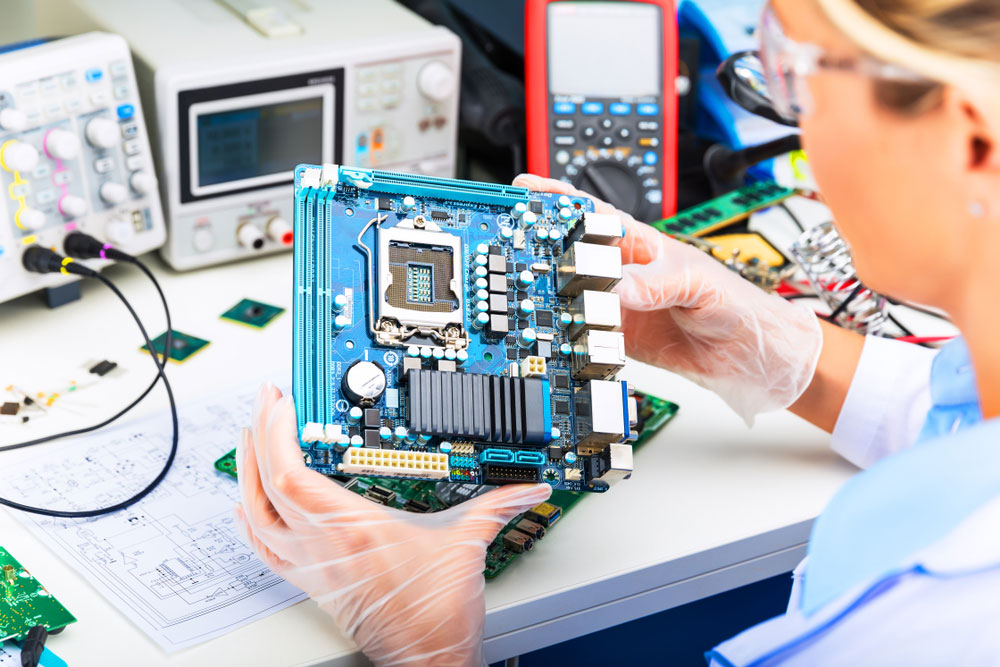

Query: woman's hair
<box><xmin>853</xmin><ymin>0</ymin><xmax>1000</xmax><ymax>113</ymax></box>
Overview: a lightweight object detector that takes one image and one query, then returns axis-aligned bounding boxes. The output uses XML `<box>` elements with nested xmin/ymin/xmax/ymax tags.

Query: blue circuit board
<box><xmin>293</xmin><ymin>164</ymin><xmax>636</xmax><ymax>492</ymax></box>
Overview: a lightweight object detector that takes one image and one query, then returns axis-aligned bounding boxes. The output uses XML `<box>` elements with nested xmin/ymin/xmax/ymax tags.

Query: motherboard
<box><xmin>293</xmin><ymin>164</ymin><xmax>637</xmax><ymax>492</ymax></box>
<box><xmin>216</xmin><ymin>391</ymin><xmax>678</xmax><ymax>577</ymax></box>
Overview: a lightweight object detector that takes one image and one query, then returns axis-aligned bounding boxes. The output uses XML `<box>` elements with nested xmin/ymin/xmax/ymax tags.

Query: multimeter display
<box><xmin>548</xmin><ymin>3</ymin><xmax>661</xmax><ymax>97</ymax></box>
<box><xmin>528</xmin><ymin>0</ymin><xmax>676</xmax><ymax>223</ymax></box>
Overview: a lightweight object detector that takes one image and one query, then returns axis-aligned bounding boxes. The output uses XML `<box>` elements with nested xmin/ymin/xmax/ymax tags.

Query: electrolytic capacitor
<box><xmin>511</xmin><ymin>202</ymin><xmax>527</xmax><ymax>219</ymax></box>
<box><xmin>518</xmin><ymin>327</ymin><xmax>537</xmax><ymax>347</ymax></box>
<box><xmin>402</xmin><ymin>195</ymin><xmax>416</xmax><ymax>211</ymax></box>
<box><xmin>516</xmin><ymin>270</ymin><xmax>535</xmax><ymax>288</ymax></box>
<box><xmin>522</xmin><ymin>211</ymin><xmax>537</xmax><ymax>228</ymax></box>
<box><xmin>557</xmin><ymin>195</ymin><xmax>572</xmax><ymax>208</ymax></box>
<box><xmin>518</xmin><ymin>299</ymin><xmax>535</xmax><ymax>316</ymax></box>
<box><xmin>332</xmin><ymin>293</ymin><xmax>348</xmax><ymax>312</ymax></box>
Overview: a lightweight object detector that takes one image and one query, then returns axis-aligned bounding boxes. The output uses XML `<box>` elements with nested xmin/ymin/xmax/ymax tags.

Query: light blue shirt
<box><xmin>707</xmin><ymin>339</ymin><xmax>1000</xmax><ymax>666</ymax></box>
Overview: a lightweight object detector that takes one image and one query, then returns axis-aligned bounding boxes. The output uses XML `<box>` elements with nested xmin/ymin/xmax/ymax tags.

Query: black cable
<box><xmin>887</xmin><ymin>312</ymin><xmax>915</xmax><ymax>338</ymax></box>
<box><xmin>0</xmin><ymin>273</ymin><xmax>178</xmax><ymax>518</ymax></box>
<box><xmin>0</xmin><ymin>260</ymin><xmax>171</xmax><ymax>454</ymax></box>
<box><xmin>778</xmin><ymin>202</ymin><xmax>805</xmax><ymax>232</ymax></box>
<box><xmin>828</xmin><ymin>283</ymin><xmax>865</xmax><ymax>322</ymax></box>
<box><xmin>18</xmin><ymin>625</ymin><xmax>47</xmax><ymax>667</ymax></box>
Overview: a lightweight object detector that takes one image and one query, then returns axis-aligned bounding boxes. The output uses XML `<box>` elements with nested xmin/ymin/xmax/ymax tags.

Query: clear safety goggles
<box><xmin>757</xmin><ymin>3</ymin><xmax>931</xmax><ymax>122</ymax></box>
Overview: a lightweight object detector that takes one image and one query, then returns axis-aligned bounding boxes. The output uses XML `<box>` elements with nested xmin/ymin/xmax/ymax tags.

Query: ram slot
<box><xmin>293</xmin><ymin>186</ymin><xmax>309</xmax><ymax>432</ymax></box>
<box><xmin>317</xmin><ymin>190</ymin><xmax>334</xmax><ymax>425</ymax></box>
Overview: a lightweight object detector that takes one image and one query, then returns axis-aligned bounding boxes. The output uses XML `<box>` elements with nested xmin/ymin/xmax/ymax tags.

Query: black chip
<box><xmin>505</xmin><ymin>261</ymin><xmax>514</xmax><ymax>273</ymax></box>
<box><xmin>515</xmin><ymin>262</ymin><xmax>527</xmax><ymax>272</ymax></box>
<box><xmin>535</xmin><ymin>310</ymin><xmax>554</xmax><ymax>328</ymax></box>
<box><xmin>431</xmin><ymin>210</ymin><xmax>449</xmax><ymax>220</ymax></box>
<box><xmin>507</xmin><ymin>348</ymin><xmax>519</xmax><ymax>360</ymax></box>
<box><xmin>377</xmin><ymin>197</ymin><xmax>392</xmax><ymax>210</ymax></box>
<box><xmin>553</xmin><ymin>374</ymin><xmax>570</xmax><ymax>389</ymax></box>
<box><xmin>548</xmin><ymin>445</ymin><xmax>563</xmax><ymax>460</ymax></box>
<box><xmin>704</xmin><ymin>207</ymin><xmax>722</xmax><ymax>217</ymax></box>
<box><xmin>506</xmin><ymin>334</ymin><xmax>517</xmax><ymax>346</ymax></box>
<box><xmin>537</xmin><ymin>340</ymin><xmax>552</xmax><ymax>359</ymax></box>
<box><xmin>489</xmin><ymin>274</ymin><xmax>507</xmax><ymax>293</ymax></box>
<box><xmin>554</xmin><ymin>400</ymin><xmax>571</xmax><ymax>415</ymax></box>
<box><xmin>458</xmin><ymin>213</ymin><xmax>467</xmax><ymax>222</ymax></box>
<box><xmin>0</xmin><ymin>402</ymin><xmax>19</xmax><ymax>416</ymax></box>
<box><xmin>348</xmin><ymin>426</ymin><xmax>361</xmax><ymax>438</ymax></box>
<box><xmin>519</xmin><ymin>348</ymin><xmax>532</xmax><ymax>360</ymax></box>
<box><xmin>575</xmin><ymin>399</ymin><xmax>591</xmax><ymax>417</ymax></box>
<box><xmin>364</xmin><ymin>429</ymin><xmax>380</xmax><ymax>448</ymax></box>
<box><xmin>89</xmin><ymin>360</ymin><xmax>118</xmax><ymax>376</ymax></box>
<box><xmin>488</xmin><ymin>254</ymin><xmax>506</xmax><ymax>274</ymax></box>
<box><xmin>733</xmin><ymin>197</ymin><xmax>749</xmax><ymax>206</ymax></box>
<box><xmin>488</xmin><ymin>245</ymin><xmax>503</xmax><ymax>255</ymax></box>
<box><xmin>529</xmin><ymin>200</ymin><xmax>543</xmax><ymax>214</ymax></box>
<box><xmin>363</xmin><ymin>408</ymin><xmax>380</xmax><ymax>429</ymax></box>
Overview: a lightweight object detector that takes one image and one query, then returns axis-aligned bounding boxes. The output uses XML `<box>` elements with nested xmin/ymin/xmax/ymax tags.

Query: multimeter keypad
<box><xmin>547</xmin><ymin>96</ymin><xmax>663</xmax><ymax>221</ymax></box>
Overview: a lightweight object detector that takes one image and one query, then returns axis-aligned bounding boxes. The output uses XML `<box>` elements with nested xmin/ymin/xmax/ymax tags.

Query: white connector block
<box><xmin>520</xmin><ymin>355</ymin><xmax>547</xmax><ymax>378</ymax></box>
<box><xmin>339</xmin><ymin>448</ymin><xmax>450</xmax><ymax>479</ymax></box>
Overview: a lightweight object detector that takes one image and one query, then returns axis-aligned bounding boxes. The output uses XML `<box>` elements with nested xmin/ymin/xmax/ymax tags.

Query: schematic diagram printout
<box><xmin>0</xmin><ymin>381</ymin><xmax>307</xmax><ymax>652</ymax></box>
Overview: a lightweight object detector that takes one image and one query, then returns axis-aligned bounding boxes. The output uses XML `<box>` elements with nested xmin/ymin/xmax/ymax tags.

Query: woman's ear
<box><xmin>951</xmin><ymin>89</ymin><xmax>1000</xmax><ymax>171</ymax></box>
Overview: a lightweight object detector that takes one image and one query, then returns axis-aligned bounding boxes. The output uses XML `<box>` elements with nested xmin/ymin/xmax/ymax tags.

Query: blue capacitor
<box><xmin>518</xmin><ymin>298</ymin><xmax>535</xmax><ymax>316</ymax></box>
<box><xmin>332</xmin><ymin>293</ymin><xmax>348</xmax><ymax>312</ymax></box>
<box><xmin>379</xmin><ymin>426</ymin><xmax>392</xmax><ymax>441</ymax></box>
<box><xmin>500</xmin><ymin>227</ymin><xmax>514</xmax><ymax>240</ymax></box>
<box><xmin>475</xmin><ymin>254</ymin><xmax>488</xmax><ymax>266</ymax></box>
<box><xmin>511</xmin><ymin>202</ymin><xmax>527</xmax><ymax>219</ymax></box>
<box><xmin>518</xmin><ymin>327</ymin><xmax>537</xmax><ymax>347</ymax></box>
<box><xmin>334</xmin><ymin>315</ymin><xmax>350</xmax><ymax>330</ymax></box>
<box><xmin>350</xmin><ymin>435</ymin><xmax>364</xmax><ymax>447</ymax></box>
<box><xmin>472</xmin><ymin>312</ymin><xmax>490</xmax><ymax>329</ymax></box>
<box><xmin>536</xmin><ymin>229</ymin><xmax>550</xmax><ymax>242</ymax></box>
<box><xmin>440</xmin><ymin>441</ymin><xmax>453</xmax><ymax>453</ymax></box>
<box><xmin>444</xmin><ymin>348</ymin><xmax>457</xmax><ymax>360</ymax></box>
<box><xmin>476</xmin><ymin>288</ymin><xmax>489</xmax><ymax>301</ymax></box>
<box><xmin>420</xmin><ymin>347</ymin><xmax>433</xmax><ymax>359</ymax></box>
<box><xmin>476</xmin><ymin>300</ymin><xmax>489</xmax><ymax>313</ymax></box>
<box><xmin>522</xmin><ymin>211</ymin><xmax>537</xmax><ymax>227</ymax></box>
<box><xmin>557</xmin><ymin>195</ymin><xmax>572</xmax><ymax>208</ymax></box>
<box><xmin>456</xmin><ymin>350</ymin><xmax>469</xmax><ymax>363</ymax></box>
<box><xmin>557</xmin><ymin>312</ymin><xmax>573</xmax><ymax>328</ymax></box>
<box><xmin>559</xmin><ymin>343</ymin><xmax>572</xmax><ymax>356</ymax></box>
<box><xmin>402</xmin><ymin>195</ymin><xmax>416</xmax><ymax>211</ymax></box>
<box><xmin>516</xmin><ymin>270</ymin><xmax>535</xmax><ymax>288</ymax></box>
<box><xmin>394</xmin><ymin>426</ymin><xmax>408</xmax><ymax>441</ymax></box>
<box><xmin>407</xmin><ymin>345</ymin><xmax>420</xmax><ymax>357</ymax></box>
<box><xmin>549</xmin><ymin>229</ymin><xmax>563</xmax><ymax>243</ymax></box>
<box><xmin>557</xmin><ymin>207</ymin><xmax>573</xmax><ymax>222</ymax></box>
<box><xmin>348</xmin><ymin>406</ymin><xmax>363</xmax><ymax>423</ymax></box>
<box><xmin>564</xmin><ymin>451</ymin><xmax>578</xmax><ymax>464</ymax></box>
<box><xmin>432</xmin><ymin>348</ymin><xmax>445</xmax><ymax>360</ymax></box>
<box><xmin>475</xmin><ymin>266</ymin><xmax>488</xmax><ymax>278</ymax></box>
<box><xmin>551</xmin><ymin>426</ymin><xmax>562</xmax><ymax>440</ymax></box>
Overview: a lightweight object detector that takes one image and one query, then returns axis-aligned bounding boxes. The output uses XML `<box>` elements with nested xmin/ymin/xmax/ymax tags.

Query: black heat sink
<box><xmin>406</xmin><ymin>369</ymin><xmax>549</xmax><ymax>445</ymax></box>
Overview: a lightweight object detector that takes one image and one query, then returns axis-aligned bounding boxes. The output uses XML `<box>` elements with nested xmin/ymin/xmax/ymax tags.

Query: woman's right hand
<box><xmin>513</xmin><ymin>174</ymin><xmax>823</xmax><ymax>423</ymax></box>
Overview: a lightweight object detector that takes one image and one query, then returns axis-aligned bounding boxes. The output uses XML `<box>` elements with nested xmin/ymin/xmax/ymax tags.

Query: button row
<box><xmin>552</xmin><ymin>101</ymin><xmax>660</xmax><ymax>116</ymax></box>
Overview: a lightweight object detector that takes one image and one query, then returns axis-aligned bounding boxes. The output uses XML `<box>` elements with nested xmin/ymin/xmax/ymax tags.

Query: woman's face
<box><xmin>773</xmin><ymin>0</ymin><xmax>980</xmax><ymax>308</ymax></box>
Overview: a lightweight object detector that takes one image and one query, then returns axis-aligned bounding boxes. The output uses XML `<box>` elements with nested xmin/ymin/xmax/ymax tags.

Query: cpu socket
<box><xmin>376</xmin><ymin>217</ymin><xmax>467</xmax><ymax>349</ymax></box>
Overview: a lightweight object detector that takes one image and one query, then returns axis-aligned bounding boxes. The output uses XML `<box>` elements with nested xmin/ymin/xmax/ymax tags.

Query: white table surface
<box><xmin>0</xmin><ymin>251</ymin><xmax>858</xmax><ymax>666</ymax></box>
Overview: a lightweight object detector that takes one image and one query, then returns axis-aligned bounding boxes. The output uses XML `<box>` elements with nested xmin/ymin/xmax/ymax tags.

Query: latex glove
<box><xmin>236</xmin><ymin>383</ymin><xmax>552</xmax><ymax>667</ymax></box>
<box><xmin>513</xmin><ymin>174</ymin><xmax>822</xmax><ymax>423</ymax></box>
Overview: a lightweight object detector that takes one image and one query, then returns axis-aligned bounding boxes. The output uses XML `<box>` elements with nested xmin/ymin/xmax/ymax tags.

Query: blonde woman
<box><xmin>237</xmin><ymin>0</ymin><xmax>1000</xmax><ymax>663</ymax></box>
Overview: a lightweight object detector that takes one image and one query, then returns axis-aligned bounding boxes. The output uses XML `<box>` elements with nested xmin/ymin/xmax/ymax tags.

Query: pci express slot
<box><xmin>407</xmin><ymin>370</ymin><xmax>551</xmax><ymax>445</ymax></box>
<box><xmin>337</xmin><ymin>165</ymin><xmax>531</xmax><ymax>207</ymax></box>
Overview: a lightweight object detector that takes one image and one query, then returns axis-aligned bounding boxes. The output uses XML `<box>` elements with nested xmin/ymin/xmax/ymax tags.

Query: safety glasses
<box><xmin>717</xmin><ymin>4</ymin><xmax>933</xmax><ymax>126</ymax></box>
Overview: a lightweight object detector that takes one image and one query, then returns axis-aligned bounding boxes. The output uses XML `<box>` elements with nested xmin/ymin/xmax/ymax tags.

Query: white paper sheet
<box><xmin>0</xmin><ymin>382</ymin><xmax>306</xmax><ymax>653</ymax></box>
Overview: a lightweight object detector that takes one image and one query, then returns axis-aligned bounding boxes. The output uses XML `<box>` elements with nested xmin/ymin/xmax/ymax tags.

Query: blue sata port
<box><xmin>514</xmin><ymin>451</ymin><xmax>547</xmax><ymax>465</ymax></box>
<box><xmin>480</xmin><ymin>449</ymin><xmax>515</xmax><ymax>464</ymax></box>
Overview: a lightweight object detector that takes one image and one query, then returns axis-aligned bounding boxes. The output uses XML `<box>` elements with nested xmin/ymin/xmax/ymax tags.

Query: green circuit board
<box><xmin>649</xmin><ymin>181</ymin><xmax>796</xmax><ymax>238</ymax></box>
<box><xmin>0</xmin><ymin>547</ymin><xmax>76</xmax><ymax>642</ymax></box>
<box><xmin>217</xmin><ymin>391</ymin><xmax>678</xmax><ymax>578</ymax></box>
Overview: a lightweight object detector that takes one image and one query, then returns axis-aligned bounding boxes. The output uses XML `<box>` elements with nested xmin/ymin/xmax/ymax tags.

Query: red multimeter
<box><xmin>525</xmin><ymin>0</ymin><xmax>678</xmax><ymax>221</ymax></box>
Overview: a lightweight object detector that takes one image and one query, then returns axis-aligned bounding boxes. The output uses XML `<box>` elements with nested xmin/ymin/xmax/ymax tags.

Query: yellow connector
<box><xmin>339</xmin><ymin>448</ymin><xmax>449</xmax><ymax>479</ymax></box>
<box><xmin>520</xmin><ymin>355</ymin><xmax>546</xmax><ymax>378</ymax></box>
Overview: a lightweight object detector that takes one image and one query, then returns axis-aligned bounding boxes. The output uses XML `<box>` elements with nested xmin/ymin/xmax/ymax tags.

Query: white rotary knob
<box><xmin>0</xmin><ymin>108</ymin><xmax>27</xmax><ymax>132</ymax></box>
<box><xmin>44</xmin><ymin>129</ymin><xmax>80</xmax><ymax>160</ymax></box>
<box><xmin>86</xmin><ymin>117</ymin><xmax>119</xmax><ymax>149</ymax></box>
<box><xmin>1</xmin><ymin>141</ymin><xmax>39</xmax><ymax>172</ymax></box>
<box><xmin>130</xmin><ymin>170</ymin><xmax>156</xmax><ymax>195</ymax></box>
<box><xmin>417</xmin><ymin>61</ymin><xmax>455</xmax><ymax>102</ymax></box>
<box><xmin>18</xmin><ymin>207</ymin><xmax>46</xmax><ymax>230</ymax></box>
<box><xmin>100</xmin><ymin>181</ymin><xmax>128</xmax><ymax>205</ymax></box>
<box><xmin>59</xmin><ymin>195</ymin><xmax>87</xmax><ymax>218</ymax></box>
<box><xmin>105</xmin><ymin>217</ymin><xmax>134</xmax><ymax>245</ymax></box>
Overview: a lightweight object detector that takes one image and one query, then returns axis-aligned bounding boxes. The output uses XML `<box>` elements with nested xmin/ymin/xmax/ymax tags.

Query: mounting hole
<box><xmin>345</xmin><ymin>207</ymin><xmax>354</xmax><ymax>216</ymax></box>
<box><xmin>479</xmin><ymin>222</ymin><xmax>488</xmax><ymax>231</ymax></box>
<box><xmin>345</xmin><ymin>340</ymin><xmax>355</xmax><ymax>350</ymax></box>
<box><xmin>483</xmin><ymin>351</ymin><xmax>493</xmax><ymax>361</ymax></box>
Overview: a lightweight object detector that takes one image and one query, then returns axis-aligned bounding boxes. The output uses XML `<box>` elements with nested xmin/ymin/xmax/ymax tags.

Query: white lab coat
<box><xmin>707</xmin><ymin>337</ymin><xmax>1000</xmax><ymax>666</ymax></box>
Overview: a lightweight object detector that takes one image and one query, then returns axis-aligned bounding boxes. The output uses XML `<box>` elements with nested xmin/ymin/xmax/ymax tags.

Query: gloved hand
<box><xmin>513</xmin><ymin>174</ymin><xmax>822</xmax><ymax>423</ymax></box>
<box><xmin>236</xmin><ymin>383</ymin><xmax>552</xmax><ymax>666</ymax></box>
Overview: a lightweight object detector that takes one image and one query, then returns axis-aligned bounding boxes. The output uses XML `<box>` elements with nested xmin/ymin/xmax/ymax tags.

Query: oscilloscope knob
<box><xmin>99</xmin><ymin>181</ymin><xmax>128</xmax><ymax>205</ymax></box>
<box><xmin>58</xmin><ymin>194</ymin><xmax>87</xmax><ymax>219</ymax></box>
<box><xmin>0</xmin><ymin>108</ymin><xmax>27</xmax><ymax>132</ymax></box>
<box><xmin>105</xmin><ymin>217</ymin><xmax>134</xmax><ymax>245</ymax></box>
<box><xmin>44</xmin><ymin>129</ymin><xmax>80</xmax><ymax>160</ymax></box>
<box><xmin>18</xmin><ymin>208</ymin><xmax>46</xmax><ymax>231</ymax></box>
<box><xmin>573</xmin><ymin>161</ymin><xmax>644</xmax><ymax>220</ymax></box>
<box><xmin>417</xmin><ymin>61</ymin><xmax>455</xmax><ymax>102</ymax></box>
<box><xmin>86</xmin><ymin>117</ymin><xmax>119</xmax><ymax>149</ymax></box>
<box><xmin>130</xmin><ymin>170</ymin><xmax>157</xmax><ymax>195</ymax></box>
<box><xmin>1</xmin><ymin>140</ymin><xmax>39</xmax><ymax>173</ymax></box>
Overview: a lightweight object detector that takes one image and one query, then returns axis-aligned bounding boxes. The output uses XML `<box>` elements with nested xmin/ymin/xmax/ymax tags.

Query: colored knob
<box><xmin>58</xmin><ymin>195</ymin><xmax>87</xmax><ymax>218</ymax></box>
<box><xmin>266</xmin><ymin>216</ymin><xmax>293</xmax><ymax>245</ymax></box>
<box><xmin>192</xmin><ymin>228</ymin><xmax>213</xmax><ymax>252</ymax></box>
<box><xmin>129</xmin><ymin>170</ymin><xmax>157</xmax><ymax>196</ymax></box>
<box><xmin>18</xmin><ymin>208</ymin><xmax>45</xmax><ymax>231</ymax></box>
<box><xmin>86</xmin><ymin>117</ymin><xmax>119</xmax><ymax>149</ymax></box>
<box><xmin>99</xmin><ymin>181</ymin><xmax>128</xmax><ymax>205</ymax></box>
<box><xmin>105</xmin><ymin>217</ymin><xmax>134</xmax><ymax>245</ymax></box>
<box><xmin>44</xmin><ymin>129</ymin><xmax>80</xmax><ymax>160</ymax></box>
<box><xmin>1</xmin><ymin>141</ymin><xmax>38</xmax><ymax>172</ymax></box>
<box><xmin>417</xmin><ymin>61</ymin><xmax>456</xmax><ymax>102</ymax></box>
<box><xmin>0</xmin><ymin>108</ymin><xmax>27</xmax><ymax>132</ymax></box>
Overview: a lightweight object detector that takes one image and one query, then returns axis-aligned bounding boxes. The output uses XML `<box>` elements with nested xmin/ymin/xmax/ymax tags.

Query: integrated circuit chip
<box><xmin>220</xmin><ymin>298</ymin><xmax>285</xmax><ymax>328</ymax></box>
<box><xmin>141</xmin><ymin>330</ymin><xmax>210</xmax><ymax>364</ymax></box>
